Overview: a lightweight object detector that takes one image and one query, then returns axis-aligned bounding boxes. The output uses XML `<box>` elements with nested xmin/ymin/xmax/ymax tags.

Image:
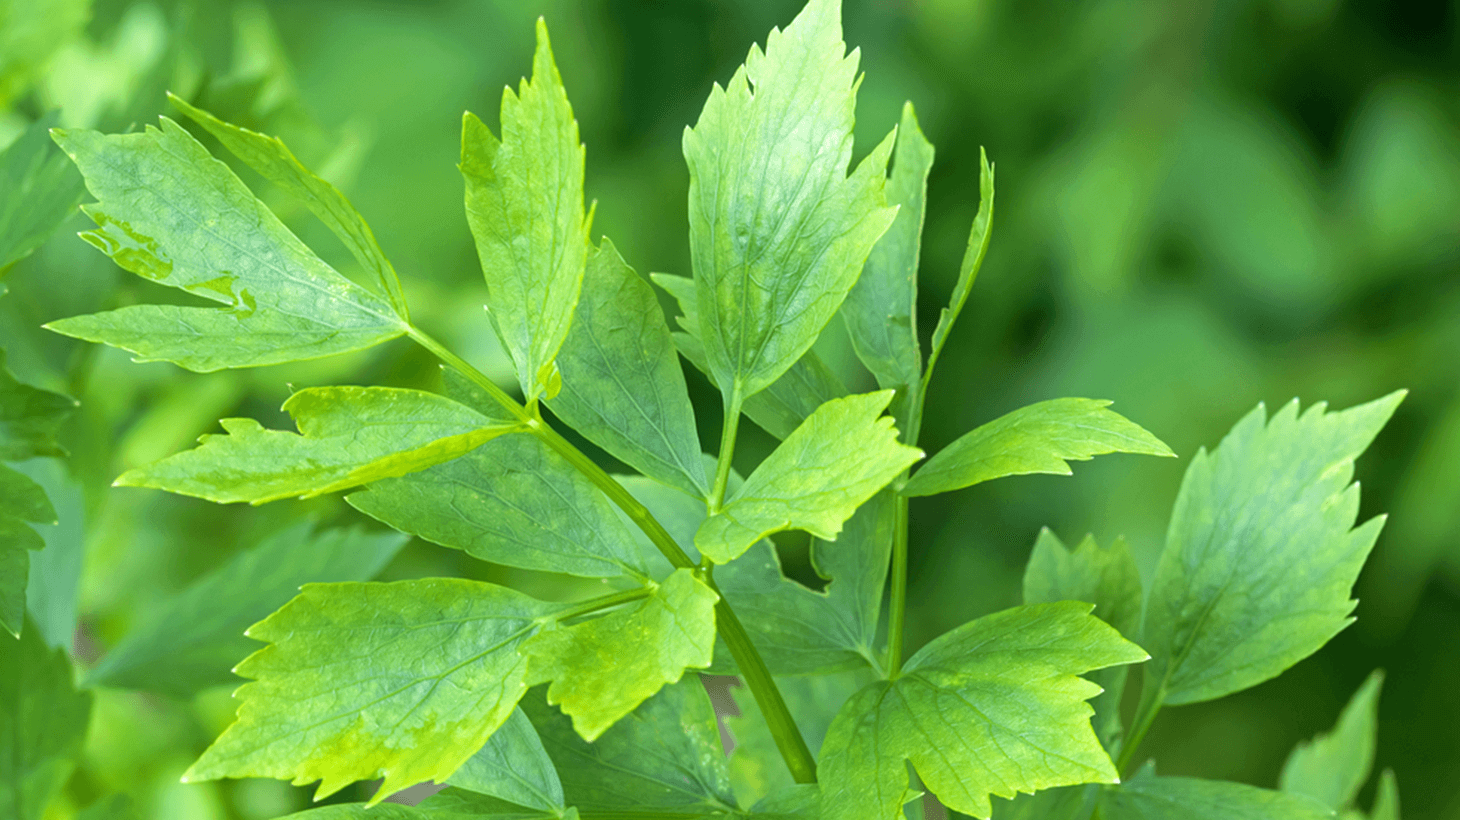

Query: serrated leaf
<box><xmin>1279</xmin><ymin>670</ymin><xmax>1384</xmax><ymax>811</ymax></box>
<box><xmin>1095</xmin><ymin>770</ymin><xmax>1334</xmax><ymax>820</ymax></box>
<box><xmin>277</xmin><ymin>793</ymin><xmax>569</xmax><ymax>819</ymax></box>
<box><xmin>46</xmin><ymin>119</ymin><xmax>407</xmax><ymax>371</ymax></box>
<box><xmin>184</xmin><ymin>578</ymin><xmax>564</xmax><ymax>803</ymax></box>
<box><xmin>842</xmin><ymin>101</ymin><xmax>934</xmax><ymax>422</ymax></box>
<box><xmin>349</xmin><ymin>432</ymin><xmax>649</xmax><ymax>579</ymax></box>
<box><xmin>524</xmin><ymin>568</ymin><xmax>718</xmax><ymax>741</ymax></box>
<box><xmin>1024</xmin><ymin>530</ymin><xmax>1143</xmax><ymax>751</ymax></box>
<box><xmin>903</xmin><ymin>398</ymin><xmax>1173</xmax><ymax>498</ymax></box>
<box><xmin>547</xmin><ymin>239</ymin><xmax>707</xmax><ymax>496</ymax></box>
<box><xmin>523</xmin><ymin>677</ymin><xmax>740</xmax><ymax>816</ymax></box>
<box><xmin>0</xmin><ymin>349</ymin><xmax>76</xmax><ymax>461</ymax></box>
<box><xmin>1142</xmin><ymin>392</ymin><xmax>1403</xmax><ymax>706</ymax></box>
<box><xmin>118</xmin><ymin>386</ymin><xmax>519</xmax><ymax>504</ymax></box>
<box><xmin>0</xmin><ymin>464</ymin><xmax>55</xmax><ymax>526</ymax></box>
<box><xmin>696</xmin><ymin>391</ymin><xmax>921</xmax><ymax>564</ymax></box>
<box><xmin>714</xmin><ymin>490</ymin><xmax>895</xmax><ymax>674</ymax></box>
<box><xmin>682</xmin><ymin>0</ymin><xmax>897</xmax><ymax>401</ymax></box>
<box><xmin>654</xmin><ymin>272</ymin><xmax>847</xmax><ymax>441</ymax></box>
<box><xmin>87</xmin><ymin>521</ymin><xmax>406</xmax><ymax>696</ymax></box>
<box><xmin>926</xmin><ymin>148</ymin><xmax>994</xmax><ymax>368</ymax></box>
<box><xmin>462</xmin><ymin>19</ymin><xmax>588</xmax><ymax>402</ymax></box>
<box><xmin>167</xmin><ymin>93</ymin><xmax>409</xmax><ymax>317</ymax></box>
<box><xmin>0</xmin><ymin>619</ymin><xmax>92</xmax><ymax>820</ymax></box>
<box><xmin>448</xmin><ymin>708</ymin><xmax>564</xmax><ymax>812</ymax></box>
<box><xmin>0</xmin><ymin>111</ymin><xmax>85</xmax><ymax>271</ymax></box>
<box><xmin>818</xmin><ymin>602</ymin><xmax>1147</xmax><ymax>820</ymax></box>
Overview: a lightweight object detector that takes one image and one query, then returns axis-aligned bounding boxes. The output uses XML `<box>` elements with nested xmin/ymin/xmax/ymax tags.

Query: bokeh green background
<box><xmin>3</xmin><ymin>0</ymin><xmax>1458</xmax><ymax>817</ymax></box>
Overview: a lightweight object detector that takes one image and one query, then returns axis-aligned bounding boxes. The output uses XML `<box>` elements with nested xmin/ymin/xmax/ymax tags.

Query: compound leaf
<box><xmin>904</xmin><ymin>398</ymin><xmax>1173</xmax><ymax>498</ymax></box>
<box><xmin>167</xmin><ymin>93</ymin><xmax>408</xmax><ymax>316</ymax></box>
<box><xmin>547</xmin><ymin>239</ymin><xmax>706</xmax><ymax>496</ymax></box>
<box><xmin>523</xmin><ymin>677</ymin><xmax>739</xmax><ymax>816</ymax></box>
<box><xmin>682</xmin><ymin>0</ymin><xmax>896</xmax><ymax>401</ymax></box>
<box><xmin>819</xmin><ymin>602</ymin><xmax>1147</xmax><ymax>820</ymax></box>
<box><xmin>47</xmin><ymin>119</ymin><xmax>407</xmax><ymax>371</ymax></box>
<box><xmin>842</xmin><ymin>101</ymin><xmax>934</xmax><ymax>420</ymax></box>
<box><xmin>0</xmin><ymin>619</ymin><xmax>92</xmax><ymax>820</ymax></box>
<box><xmin>448</xmin><ymin>707</ymin><xmax>564</xmax><ymax>813</ymax></box>
<box><xmin>118</xmin><ymin>386</ymin><xmax>519</xmax><ymax>504</ymax></box>
<box><xmin>1095</xmin><ymin>770</ymin><xmax>1333</xmax><ymax>820</ymax></box>
<box><xmin>184</xmin><ymin>578</ymin><xmax>562</xmax><ymax>803</ymax></box>
<box><xmin>462</xmin><ymin>20</ymin><xmax>588</xmax><ymax>402</ymax></box>
<box><xmin>1024</xmin><ymin>530</ymin><xmax>1143</xmax><ymax>751</ymax></box>
<box><xmin>1279</xmin><ymin>670</ymin><xmax>1384</xmax><ymax>811</ymax></box>
<box><xmin>696</xmin><ymin>390</ymin><xmax>921</xmax><ymax>564</ymax></box>
<box><xmin>523</xmin><ymin>568</ymin><xmax>718</xmax><ymax>741</ymax></box>
<box><xmin>0</xmin><ymin>111</ymin><xmax>85</xmax><ymax>271</ymax></box>
<box><xmin>349</xmin><ymin>432</ymin><xmax>649</xmax><ymax>579</ymax></box>
<box><xmin>87</xmin><ymin>521</ymin><xmax>406</xmax><ymax>696</ymax></box>
<box><xmin>1143</xmin><ymin>392</ymin><xmax>1404</xmax><ymax>705</ymax></box>
<box><xmin>654</xmin><ymin>272</ymin><xmax>846</xmax><ymax>440</ymax></box>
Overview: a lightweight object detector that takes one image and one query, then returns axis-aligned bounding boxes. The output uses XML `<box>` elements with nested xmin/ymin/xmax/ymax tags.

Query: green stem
<box><xmin>1116</xmin><ymin>672</ymin><xmax>1164</xmax><ymax>775</ymax></box>
<box><xmin>703</xmin><ymin>566</ymin><xmax>818</xmax><ymax>784</ymax></box>
<box><xmin>407</xmin><ymin>325</ymin><xmax>817</xmax><ymax>782</ymax></box>
<box><xmin>553</xmin><ymin>586</ymin><xmax>655</xmax><ymax>623</ymax></box>
<box><xmin>886</xmin><ymin>493</ymin><xmax>911</xmax><ymax>678</ymax></box>
<box><xmin>709</xmin><ymin>386</ymin><xmax>743</xmax><ymax>513</ymax></box>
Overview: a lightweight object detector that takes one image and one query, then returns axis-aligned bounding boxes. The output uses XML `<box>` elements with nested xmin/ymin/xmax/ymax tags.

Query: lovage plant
<box><xmin>22</xmin><ymin>0</ymin><xmax>1403</xmax><ymax>818</ymax></box>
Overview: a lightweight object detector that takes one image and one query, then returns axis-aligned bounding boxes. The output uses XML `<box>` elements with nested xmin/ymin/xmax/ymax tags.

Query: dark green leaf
<box><xmin>819</xmin><ymin>602</ymin><xmax>1147</xmax><ymax>820</ymax></box>
<box><xmin>349</xmin><ymin>432</ymin><xmax>650</xmax><ymax>579</ymax></box>
<box><xmin>0</xmin><ymin>349</ymin><xmax>76</xmax><ymax>461</ymax></box>
<box><xmin>682</xmin><ymin>0</ymin><xmax>896</xmax><ymax>401</ymax></box>
<box><xmin>118</xmin><ymin>386</ymin><xmax>519</xmax><ymax>504</ymax></box>
<box><xmin>0</xmin><ymin>112</ymin><xmax>85</xmax><ymax>271</ymax></box>
<box><xmin>548</xmin><ymin>239</ymin><xmax>707</xmax><ymax>496</ymax></box>
<box><xmin>1095</xmin><ymin>770</ymin><xmax>1333</xmax><ymax>820</ymax></box>
<box><xmin>462</xmin><ymin>20</ymin><xmax>588</xmax><ymax>402</ymax></box>
<box><xmin>87</xmin><ymin>521</ymin><xmax>407</xmax><ymax>696</ymax></box>
<box><xmin>1143</xmin><ymin>392</ymin><xmax>1403</xmax><ymax>705</ymax></box>
<box><xmin>448</xmin><ymin>707</ymin><xmax>564</xmax><ymax>812</ymax></box>
<box><xmin>47</xmin><ymin>119</ymin><xmax>407</xmax><ymax>371</ymax></box>
<box><xmin>903</xmin><ymin>398</ymin><xmax>1173</xmax><ymax>498</ymax></box>
<box><xmin>0</xmin><ymin>618</ymin><xmax>92</xmax><ymax>820</ymax></box>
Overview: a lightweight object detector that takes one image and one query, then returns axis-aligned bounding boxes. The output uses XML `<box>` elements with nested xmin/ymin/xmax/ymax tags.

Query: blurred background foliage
<box><xmin>1</xmin><ymin>0</ymin><xmax>1457</xmax><ymax>817</ymax></box>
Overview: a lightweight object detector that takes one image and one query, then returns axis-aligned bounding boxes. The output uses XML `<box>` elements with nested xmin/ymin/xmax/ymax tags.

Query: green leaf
<box><xmin>349</xmin><ymin>432</ymin><xmax>649</xmax><ymax>579</ymax></box>
<box><xmin>1095</xmin><ymin>770</ymin><xmax>1333</xmax><ymax>820</ymax></box>
<box><xmin>0</xmin><ymin>515</ymin><xmax>44</xmax><ymax>639</ymax></box>
<box><xmin>696</xmin><ymin>390</ymin><xmax>921</xmax><ymax>564</ymax></box>
<box><xmin>842</xmin><ymin>101</ymin><xmax>934</xmax><ymax>419</ymax></box>
<box><xmin>991</xmin><ymin>784</ymin><xmax>1093</xmax><ymax>820</ymax></box>
<box><xmin>1369</xmin><ymin>770</ymin><xmax>1399</xmax><ymax>820</ymax></box>
<box><xmin>461</xmin><ymin>19</ymin><xmax>588</xmax><ymax>402</ymax></box>
<box><xmin>1023</xmin><ymin>530</ymin><xmax>1143</xmax><ymax>751</ymax></box>
<box><xmin>118</xmin><ymin>386</ymin><xmax>519</xmax><ymax>504</ymax></box>
<box><xmin>167</xmin><ymin>93</ymin><xmax>409</xmax><ymax>317</ymax></box>
<box><xmin>926</xmin><ymin>148</ymin><xmax>994</xmax><ymax>370</ymax></box>
<box><xmin>0</xmin><ymin>349</ymin><xmax>76</xmax><ymax>461</ymax></box>
<box><xmin>547</xmin><ymin>239</ymin><xmax>707</xmax><ymax>496</ymax></box>
<box><xmin>0</xmin><ymin>112</ymin><xmax>85</xmax><ymax>271</ymax></box>
<box><xmin>654</xmin><ymin>271</ymin><xmax>847</xmax><ymax>440</ymax></box>
<box><xmin>1142</xmin><ymin>392</ymin><xmax>1404</xmax><ymax>705</ymax></box>
<box><xmin>714</xmin><ymin>490</ymin><xmax>895</xmax><ymax>674</ymax></box>
<box><xmin>448</xmin><ymin>707</ymin><xmax>564</xmax><ymax>812</ymax></box>
<box><xmin>523</xmin><ymin>677</ymin><xmax>740</xmax><ymax>816</ymax></box>
<box><xmin>0</xmin><ymin>618</ymin><xmax>92</xmax><ymax>820</ymax></box>
<box><xmin>523</xmin><ymin>569</ymin><xmax>718</xmax><ymax>741</ymax></box>
<box><xmin>1279</xmin><ymin>670</ymin><xmax>1384</xmax><ymax>811</ymax></box>
<box><xmin>86</xmin><ymin>521</ymin><xmax>406</xmax><ymax>696</ymax></box>
<box><xmin>46</xmin><ymin>119</ymin><xmax>407</xmax><ymax>371</ymax></box>
<box><xmin>818</xmin><ymin>602</ymin><xmax>1147</xmax><ymax>820</ymax></box>
<box><xmin>184</xmin><ymin>578</ymin><xmax>562</xmax><ymax>803</ymax></box>
<box><xmin>278</xmin><ymin>793</ymin><xmax>569</xmax><ymax>819</ymax></box>
<box><xmin>682</xmin><ymin>0</ymin><xmax>897</xmax><ymax>401</ymax></box>
<box><xmin>0</xmin><ymin>464</ymin><xmax>55</xmax><ymax>526</ymax></box>
<box><xmin>903</xmin><ymin>398</ymin><xmax>1173</xmax><ymax>498</ymax></box>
